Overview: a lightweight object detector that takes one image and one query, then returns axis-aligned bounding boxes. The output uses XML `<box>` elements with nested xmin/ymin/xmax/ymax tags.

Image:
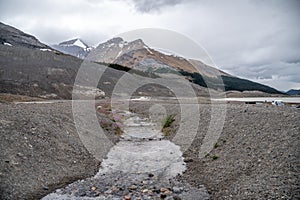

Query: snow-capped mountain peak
<box><xmin>73</xmin><ymin>39</ymin><xmax>88</xmax><ymax>49</ymax></box>
<box><xmin>52</xmin><ymin>38</ymin><xmax>94</xmax><ymax>59</ymax></box>
<box><xmin>59</xmin><ymin>38</ymin><xmax>89</xmax><ymax>49</ymax></box>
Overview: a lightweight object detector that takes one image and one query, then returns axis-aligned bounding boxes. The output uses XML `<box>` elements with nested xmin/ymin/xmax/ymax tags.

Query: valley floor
<box><xmin>0</xmin><ymin>98</ymin><xmax>299</xmax><ymax>199</ymax></box>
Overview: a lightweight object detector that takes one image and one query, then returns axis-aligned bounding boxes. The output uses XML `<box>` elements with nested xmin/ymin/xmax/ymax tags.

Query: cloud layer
<box><xmin>0</xmin><ymin>0</ymin><xmax>299</xmax><ymax>91</ymax></box>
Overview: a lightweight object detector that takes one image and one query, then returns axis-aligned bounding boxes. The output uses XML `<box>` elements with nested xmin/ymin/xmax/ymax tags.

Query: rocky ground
<box><xmin>131</xmin><ymin>101</ymin><xmax>300</xmax><ymax>199</ymax></box>
<box><xmin>0</xmin><ymin>99</ymin><xmax>119</xmax><ymax>199</ymax></box>
<box><xmin>43</xmin><ymin>113</ymin><xmax>209</xmax><ymax>200</ymax></box>
<box><xmin>0</xmin><ymin>97</ymin><xmax>299</xmax><ymax>199</ymax></box>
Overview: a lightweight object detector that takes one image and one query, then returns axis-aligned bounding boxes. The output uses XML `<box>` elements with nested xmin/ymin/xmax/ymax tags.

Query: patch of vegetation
<box><xmin>162</xmin><ymin>115</ymin><xmax>175</xmax><ymax>129</ymax></box>
<box><xmin>161</xmin><ymin>115</ymin><xmax>175</xmax><ymax>136</ymax></box>
<box><xmin>96</xmin><ymin>100</ymin><xmax>123</xmax><ymax>135</ymax></box>
<box><xmin>212</xmin><ymin>155</ymin><xmax>219</xmax><ymax>160</ymax></box>
<box><xmin>221</xmin><ymin>75</ymin><xmax>281</xmax><ymax>94</ymax></box>
<box><xmin>95</xmin><ymin>62</ymin><xmax>159</xmax><ymax>78</ymax></box>
<box><xmin>178</xmin><ymin>70</ymin><xmax>282</xmax><ymax>94</ymax></box>
<box><xmin>214</xmin><ymin>143</ymin><xmax>219</xmax><ymax>149</ymax></box>
<box><xmin>162</xmin><ymin>127</ymin><xmax>171</xmax><ymax>136</ymax></box>
<box><xmin>148</xmin><ymin>67</ymin><xmax>180</xmax><ymax>75</ymax></box>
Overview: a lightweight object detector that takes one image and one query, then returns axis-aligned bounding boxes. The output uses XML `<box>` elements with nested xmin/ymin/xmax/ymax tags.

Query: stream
<box><xmin>42</xmin><ymin>112</ymin><xmax>209</xmax><ymax>200</ymax></box>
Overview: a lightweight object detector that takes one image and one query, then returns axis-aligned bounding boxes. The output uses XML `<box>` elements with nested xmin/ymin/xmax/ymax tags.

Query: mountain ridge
<box><xmin>0</xmin><ymin>22</ymin><xmax>51</xmax><ymax>50</ymax></box>
<box><xmin>286</xmin><ymin>89</ymin><xmax>300</xmax><ymax>95</ymax></box>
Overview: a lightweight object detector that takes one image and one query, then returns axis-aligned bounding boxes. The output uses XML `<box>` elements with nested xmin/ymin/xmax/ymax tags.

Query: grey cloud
<box><xmin>129</xmin><ymin>0</ymin><xmax>183</xmax><ymax>12</ymax></box>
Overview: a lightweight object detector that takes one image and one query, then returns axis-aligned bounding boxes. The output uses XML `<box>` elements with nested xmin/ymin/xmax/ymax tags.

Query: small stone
<box><xmin>142</xmin><ymin>189</ymin><xmax>149</xmax><ymax>193</ymax></box>
<box><xmin>148</xmin><ymin>173</ymin><xmax>154</xmax><ymax>178</ymax></box>
<box><xmin>124</xmin><ymin>195</ymin><xmax>131</xmax><ymax>200</ymax></box>
<box><xmin>91</xmin><ymin>186</ymin><xmax>97</xmax><ymax>191</ymax></box>
<box><xmin>111</xmin><ymin>186</ymin><xmax>118</xmax><ymax>191</ymax></box>
<box><xmin>160</xmin><ymin>194</ymin><xmax>167</xmax><ymax>199</ymax></box>
<box><xmin>104</xmin><ymin>189</ymin><xmax>112</xmax><ymax>194</ymax></box>
<box><xmin>17</xmin><ymin>153</ymin><xmax>24</xmax><ymax>157</ymax></box>
<box><xmin>43</xmin><ymin>186</ymin><xmax>49</xmax><ymax>190</ymax></box>
<box><xmin>129</xmin><ymin>185</ymin><xmax>138</xmax><ymax>190</ymax></box>
<box><xmin>161</xmin><ymin>188</ymin><xmax>171</xmax><ymax>194</ymax></box>
<box><xmin>172</xmin><ymin>187</ymin><xmax>182</xmax><ymax>194</ymax></box>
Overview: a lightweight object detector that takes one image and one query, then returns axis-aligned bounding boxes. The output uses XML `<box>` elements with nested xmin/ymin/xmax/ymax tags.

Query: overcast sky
<box><xmin>0</xmin><ymin>0</ymin><xmax>299</xmax><ymax>91</ymax></box>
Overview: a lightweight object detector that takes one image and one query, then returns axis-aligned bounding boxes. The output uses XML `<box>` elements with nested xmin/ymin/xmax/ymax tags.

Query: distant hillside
<box><xmin>286</xmin><ymin>89</ymin><xmax>300</xmax><ymax>95</ymax></box>
<box><xmin>179</xmin><ymin>70</ymin><xmax>282</xmax><ymax>94</ymax></box>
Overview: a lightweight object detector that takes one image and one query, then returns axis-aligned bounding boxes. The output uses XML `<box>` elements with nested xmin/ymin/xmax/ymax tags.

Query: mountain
<box><xmin>0</xmin><ymin>22</ymin><xmax>51</xmax><ymax>50</ymax></box>
<box><xmin>90</xmin><ymin>37</ymin><xmax>282</xmax><ymax>94</ymax></box>
<box><xmin>286</xmin><ymin>89</ymin><xmax>300</xmax><ymax>95</ymax></box>
<box><xmin>0</xmin><ymin>22</ymin><xmax>282</xmax><ymax>99</ymax></box>
<box><xmin>52</xmin><ymin>38</ymin><xmax>94</xmax><ymax>59</ymax></box>
<box><xmin>90</xmin><ymin>37</ymin><xmax>229</xmax><ymax>76</ymax></box>
<box><xmin>1</xmin><ymin>23</ymin><xmax>196</xmax><ymax>99</ymax></box>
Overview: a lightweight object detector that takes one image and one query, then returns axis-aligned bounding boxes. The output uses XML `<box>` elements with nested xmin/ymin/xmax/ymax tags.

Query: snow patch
<box><xmin>144</xmin><ymin>45</ymin><xmax>153</xmax><ymax>54</ymax></box>
<box><xmin>107</xmin><ymin>43</ymin><xmax>115</xmax><ymax>48</ymax></box>
<box><xmin>116</xmin><ymin>50</ymin><xmax>123</xmax><ymax>58</ymax></box>
<box><xmin>40</xmin><ymin>48</ymin><xmax>52</xmax><ymax>52</ymax></box>
<box><xmin>4</xmin><ymin>42</ymin><xmax>12</xmax><ymax>46</ymax></box>
<box><xmin>73</xmin><ymin>39</ymin><xmax>87</xmax><ymax>48</ymax></box>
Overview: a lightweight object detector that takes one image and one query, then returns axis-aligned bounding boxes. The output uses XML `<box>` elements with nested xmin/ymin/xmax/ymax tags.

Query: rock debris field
<box><xmin>43</xmin><ymin>111</ymin><xmax>209</xmax><ymax>200</ymax></box>
<box><xmin>0</xmin><ymin>100</ymin><xmax>299</xmax><ymax>199</ymax></box>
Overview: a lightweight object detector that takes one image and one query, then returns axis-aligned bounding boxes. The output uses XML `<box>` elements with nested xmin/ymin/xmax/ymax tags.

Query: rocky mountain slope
<box><xmin>52</xmin><ymin>38</ymin><xmax>94</xmax><ymax>59</ymax></box>
<box><xmin>90</xmin><ymin>37</ymin><xmax>228</xmax><ymax>76</ymax></box>
<box><xmin>90</xmin><ymin>37</ymin><xmax>282</xmax><ymax>94</ymax></box>
<box><xmin>0</xmin><ymin>22</ymin><xmax>51</xmax><ymax>50</ymax></box>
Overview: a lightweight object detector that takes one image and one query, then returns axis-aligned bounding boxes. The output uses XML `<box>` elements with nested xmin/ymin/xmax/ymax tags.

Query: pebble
<box><xmin>142</xmin><ymin>189</ymin><xmax>149</xmax><ymax>193</ymax></box>
<box><xmin>172</xmin><ymin>187</ymin><xmax>182</xmax><ymax>194</ymax></box>
<box><xmin>129</xmin><ymin>185</ymin><xmax>138</xmax><ymax>190</ymax></box>
<box><xmin>124</xmin><ymin>195</ymin><xmax>131</xmax><ymax>200</ymax></box>
<box><xmin>104</xmin><ymin>189</ymin><xmax>112</xmax><ymax>194</ymax></box>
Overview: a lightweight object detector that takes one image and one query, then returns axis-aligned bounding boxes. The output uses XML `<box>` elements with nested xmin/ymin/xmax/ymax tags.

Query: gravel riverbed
<box><xmin>0</xmin><ymin>100</ymin><xmax>299</xmax><ymax>199</ymax></box>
